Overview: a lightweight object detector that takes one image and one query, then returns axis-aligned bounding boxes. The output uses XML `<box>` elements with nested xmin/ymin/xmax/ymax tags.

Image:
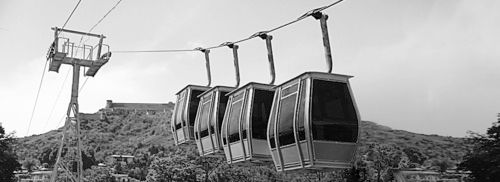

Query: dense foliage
<box><xmin>0</xmin><ymin>124</ymin><xmax>21</xmax><ymax>182</ymax></box>
<box><xmin>84</xmin><ymin>166</ymin><xmax>115</xmax><ymax>182</ymax></box>
<box><xmin>459</xmin><ymin>114</ymin><xmax>500</xmax><ymax>181</ymax></box>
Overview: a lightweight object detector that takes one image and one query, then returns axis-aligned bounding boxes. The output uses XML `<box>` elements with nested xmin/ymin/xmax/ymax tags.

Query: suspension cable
<box><xmin>74</xmin><ymin>0</ymin><xmax>124</xmax><ymax>96</ymax></box>
<box><xmin>78</xmin><ymin>0</ymin><xmax>124</xmax><ymax>45</ymax></box>
<box><xmin>26</xmin><ymin>60</ymin><xmax>49</xmax><ymax>136</ymax></box>
<box><xmin>32</xmin><ymin>0</ymin><xmax>82</xmax><ymax>135</ymax></box>
<box><xmin>43</xmin><ymin>68</ymin><xmax>71</xmax><ymax>131</ymax></box>
<box><xmin>113</xmin><ymin>0</ymin><xmax>344</xmax><ymax>53</ymax></box>
<box><xmin>60</xmin><ymin>0</ymin><xmax>82</xmax><ymax>34</ymax></box>
<box><xmin>79</xmin><ymin>77</ymin><xmax>90</xmax><ymax>93</ymax></box>
<box><xmin>28</xmin><ymin>0</ymin><xmax>83</xmax><ymax>136</ymax></box>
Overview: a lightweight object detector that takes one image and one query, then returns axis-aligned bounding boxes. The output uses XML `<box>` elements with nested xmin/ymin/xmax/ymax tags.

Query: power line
<box><xmin>113</xmin><ymin>0</ymin><xmax>344</xmax><ymax>54</ymax></box>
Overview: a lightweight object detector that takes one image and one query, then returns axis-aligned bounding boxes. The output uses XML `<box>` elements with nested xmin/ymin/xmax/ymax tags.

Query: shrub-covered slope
<box><xmin>14</xmin><ymin>102</ymin><xmax>470</xmax><ymax>167</ymax></box>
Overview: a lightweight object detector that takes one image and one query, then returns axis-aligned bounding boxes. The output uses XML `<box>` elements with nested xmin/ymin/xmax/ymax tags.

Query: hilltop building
<box><xmin>103</xmin><ymin>100</ymin><xmax>170</xmax><ymax>115</ymax></box>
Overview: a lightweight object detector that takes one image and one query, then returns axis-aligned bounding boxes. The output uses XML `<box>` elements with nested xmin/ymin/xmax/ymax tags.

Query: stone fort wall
<box><xmin>104</xmin><ymin>100</ymin><xmax>171</xmax><ymax>113</ymax></box>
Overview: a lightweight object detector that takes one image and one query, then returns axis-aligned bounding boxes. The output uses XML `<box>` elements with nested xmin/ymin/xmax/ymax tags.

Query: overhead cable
<box><xmin>89</xmin><ymin>0</ymin><xmax>123</xmax><ymax>33</ymax></box>
<box><xmin>113</xmin><ymin>0</ymin><xmax>344</xmax><ymax>54</ymax></box>
<box><xmin>43</xmin><ymin>68</ymin><xmax>71</xmax><ymax>131</ymax></box>
<box><xmin>79</xmin><ymin>77</ymin><xmax>90</xmax><ymax>93</ymax></box>
<box><xmin>60</xmin><ymin>0</ymin><xmax>82</xmax><ymax>33</ymax></box>
<box><xmin>26</xmin><ymin>60</ymin><xmax>49</xmax><ymax>136</ymax></box>
<box><xmin>27</xmin><ymin>0</ymin><xmax>83</xmax><ymax>136</ymax></box>
<box><xmin>113</xmin><ymin>49</ymin><xmax>195</xmax><ymax>53</ymax></box>
<box><xmin>74</xmin><ymin>0</ymin><xmax>124</xmax><ymax>96</ymax></box>
<box><xmin>78</xmin><ymin>0</ymin><xmax>124</xmax><ymax>44</ymax></box>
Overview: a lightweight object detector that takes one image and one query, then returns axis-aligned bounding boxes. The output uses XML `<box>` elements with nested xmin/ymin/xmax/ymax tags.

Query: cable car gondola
<box><xmin>171</xmin><ymin>48</ymin><xmax>212</xmax><ymax>145</ymax></box>
<box><xmin>267</xmin><ymin>72</ymin><xmax>359</xmax><ymax>171</ymax></box>
<box><xmin>267</xmin><ymin>11</ymin><xmax>360</xmax><ymax>171</ymax></box>
<box><xmin>222</xmin><ymin>82</ymin><xmax>275</xmax><ymax>164</ymax></box>
<box><xmin>171</xmin><ymin>85</ymin><xmax>210</xmax><ymax>145</ymax></box>
<box><xmin>221</xmin><ymin>33</ymin><xmax>276</xmax><ymax>165</ymax></box>
<box><xmin>194</xmin><ymin>86</ymin><xmax>234</xmax><ymax>156</ymax></box>
<box><xmin>193</xmin><ymin>43</ymin><xmax>241</xmax><ymax>156</ymax></box>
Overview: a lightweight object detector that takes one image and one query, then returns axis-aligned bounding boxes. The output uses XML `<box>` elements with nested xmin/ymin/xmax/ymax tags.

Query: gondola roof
<box><xmin>225</xmin><ymin>82</ymin><xmax>275</xmax><ymax>96</ymax></box>
<box><xmin>197</xmin><ymin>85</ymin><xmax>236</xmax><ymax>98</ymax></box>
<box><xmin>273</xmin><ymin>72</ymin><xmax>353</xmax><ymax>88</ymax></box>
<box><xmin>175</xmin><ymin>84</ymin><xmax>211</xmax><ymax>95</ymax></box>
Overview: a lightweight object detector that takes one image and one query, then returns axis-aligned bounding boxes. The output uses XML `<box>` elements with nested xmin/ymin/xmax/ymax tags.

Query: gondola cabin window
<box><xmin>268</xmin><ymin>92</ymin><xmax>279</xmax><ymax>149</ymax></box>
<box><xmin>198</xmin><ymin>95</ymin><xmax>212</xmax><ymax>138</ymax></box>
<box><xmin>188</xmin><ymin>90</ymin><xmax>205</xmax><ymax>127</ymax></box>
<box><xmin>174</xmin><ymin>90</ymin><xmax>186</xmax><ymax>130</ymax></box>
<box><xmin>241</xmin><ymin>92</ymin><xmax>249</xmax><ymax>140</ymax></box>
<box><xmin>296</xmin><ymin>80</ymin><xmax>307</xmax><ymax>141</ymax></box>
<box><xmin>251</xmin><ymin>90</ymin><xmax>274</xmax><ymax>140</ymax></box>
<box><xmin>278</xmin><ymin>83</ymin><xmax>299</xmax><ymax>147</ymax></box>
<box><xmin>228</xmin><ymin>95</ymin><xmax>244</xmax><ymax>143</ymax></box>
<box><xmin>311</xmin><ymin>80</ymin><xmax>358</xmax><ymax>142</ymax></box>
<box><xmin>211</xmin><ymin>91</ymin><xmax>229</xmax><ymax>135</ymax></box>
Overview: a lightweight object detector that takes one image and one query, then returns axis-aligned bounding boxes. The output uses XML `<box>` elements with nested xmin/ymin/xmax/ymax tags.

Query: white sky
<box><xmin>0</xmin><ymin>0</ymin><xmax>499</xmax><ymax>137</ymax></box>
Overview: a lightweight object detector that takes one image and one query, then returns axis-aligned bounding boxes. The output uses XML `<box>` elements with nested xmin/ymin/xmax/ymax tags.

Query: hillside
<box><xmin>14</xmin><ymin>102</ymin><xmax>471</xmax><ymax>170</ymax></box>
<box><xmin>359</xmin><ymin>121</ymin><xmax>470</xmax><ymax>162</ymax></box>
<box><xmin>14</xmin><ymin>102</ymin><xmax>175</xmax><ymax>164</ymax></box>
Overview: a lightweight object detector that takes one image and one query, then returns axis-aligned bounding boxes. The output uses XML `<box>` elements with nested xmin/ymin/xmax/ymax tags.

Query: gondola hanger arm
<box><xmin>300</xmin><ymin>10</ymin><xmax>334</xmax><ymax>73</ymax></box>
<box><xmin>313</xmin><ymin>12</ymin><xmax>333</xmax><ymax>73</ymax></box>
<box><xmin>250</xmin><ymin>31</ymin><xmax>276</xmax><ymax>85</ymax></box>
<box><xmin>195</xmin><ymin>47</ymin><xmax>212</xmax><ymax>87</ymax></box>
<box><xmin>220</xmin><ymin>42</ymin><xmax>241</xmax><ymax>87</ymax></box>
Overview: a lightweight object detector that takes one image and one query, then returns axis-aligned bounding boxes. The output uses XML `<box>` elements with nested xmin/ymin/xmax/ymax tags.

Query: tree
<box><xmin>402</xmin><ymin>147</ymin><xmax>427</xmax><ymax>166</ymax></box>
<box><xmin>459</xmin><ymin>114</ymin><xmax>500</xmax><ymax>182</ymax></box>
<box><xmin>365</xmin><ymin>144</ymin><xmax>409</xmax><ymax>182</ymax></box>
<box><xmin>128</xmin><ymin>152</ymin><xmax>150</xmax><ymax>180</ymax></box>
<box><xmin>146</xmin><ymin>147</ymin><xmax>197</xmax><ymax>182</ymax></box>
<box><xmin>84</xmin><ymin>166</ymin><xmax>115</xmax><ymax>182</ymax></box>
<box><xmin>0</xmin><ymin>124</ymin><xmax>21</xmax><ymax>182</ymax></box>
<box><xmin>22</xmin><ymin>158</ymin><xmax>40</xmax><ymax>172</ymax></box>
<box><xmin>193</xmin><ymin>155</ymin><xmax>223</xmax><ymax>182</ymax></box>
<box><xmin>432</xmin><ymin>158</ymin><xmax>453</xmax><ymax>173</ymax></box>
